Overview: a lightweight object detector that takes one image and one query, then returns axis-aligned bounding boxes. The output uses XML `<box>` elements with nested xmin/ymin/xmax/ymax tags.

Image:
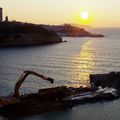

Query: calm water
<box><xmin>0</xmin><ymin>28</ymin><xmax>120</xmax><ymax>120</ymax></box>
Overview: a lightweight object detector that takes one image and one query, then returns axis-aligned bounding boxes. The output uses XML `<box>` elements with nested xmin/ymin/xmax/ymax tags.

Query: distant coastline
<box><xmin>0</xmin><ymin>22</ymin><xmax>104</xmax><ymax>47</ymax></box>
<box><xmin>41</xmin><ymin>24</ymin><xmax>104</xmax><ymax>37</ymax></box>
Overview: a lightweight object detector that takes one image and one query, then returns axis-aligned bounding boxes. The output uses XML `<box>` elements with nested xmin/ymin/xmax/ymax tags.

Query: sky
<box><xmin>0</xmin><ymin>0</ymin><xmax>120</xmax><ymax>27</ymax></box>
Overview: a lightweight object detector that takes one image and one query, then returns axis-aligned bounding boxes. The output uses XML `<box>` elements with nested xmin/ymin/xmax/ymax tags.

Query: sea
<box><xmin>0</xmin><ymin>28</ymin><xmax>120</xmax><ymax>120</ymax></box>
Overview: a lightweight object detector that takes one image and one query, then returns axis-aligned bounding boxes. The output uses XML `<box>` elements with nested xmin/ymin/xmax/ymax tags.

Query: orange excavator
<box><xmin>0</xmin><ymin>70</ymin><xmax>54</xmax><ymax>107</ymax></box>
<box><xmin>0</xmin><ymin>70</ymin><xmax>73</xmax><ymax>117</ymax></box>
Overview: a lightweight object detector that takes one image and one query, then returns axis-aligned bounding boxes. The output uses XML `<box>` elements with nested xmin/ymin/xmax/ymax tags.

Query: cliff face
<box><xmin>0</xmin><ymin>22</ymin><xmax>62</xmax><ymax>47</ymax></box>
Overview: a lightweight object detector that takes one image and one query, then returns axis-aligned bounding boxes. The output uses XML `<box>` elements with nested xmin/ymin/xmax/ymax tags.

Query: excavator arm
<box><xmin>14</xmin><ymin>70</ymin><xmax>54</xmax><ymax>98</ymax></box>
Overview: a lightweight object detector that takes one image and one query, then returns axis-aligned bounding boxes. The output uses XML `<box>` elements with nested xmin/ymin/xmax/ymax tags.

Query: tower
<box><xmin>0</xmin><ymin>7</ymin><xmax>3</xmax><ymax>22</ymax></box>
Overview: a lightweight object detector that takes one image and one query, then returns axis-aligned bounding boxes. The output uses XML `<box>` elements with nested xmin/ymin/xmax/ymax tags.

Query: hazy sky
<box><xmin>0</xmin><ymin>0</ymin><xmax>120</xmax><ymax>27</ymax></box>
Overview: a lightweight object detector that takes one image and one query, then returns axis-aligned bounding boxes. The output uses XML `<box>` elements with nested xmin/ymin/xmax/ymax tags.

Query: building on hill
<box><xmin>0</xmin><ymin>7</ymin><xmax>3</xmax><ymax>22</ymax></box>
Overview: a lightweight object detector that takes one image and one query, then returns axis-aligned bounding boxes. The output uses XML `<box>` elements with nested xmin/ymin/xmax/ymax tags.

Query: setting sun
<box><xmin>80</xmin><ymin>12</ymin><xmax>89</xmax><ymax>20</ymax></box>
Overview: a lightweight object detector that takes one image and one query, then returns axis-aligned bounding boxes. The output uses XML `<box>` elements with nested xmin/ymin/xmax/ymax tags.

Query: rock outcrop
<box><xmin>90</xmin><ymin>72</ymin><xmax>120</xmax><ymax>90</ymax></box>
<box><xmin>0</xmin><ymin>22</ymin><xmax>62</xmax><ymax>47</ymax></box>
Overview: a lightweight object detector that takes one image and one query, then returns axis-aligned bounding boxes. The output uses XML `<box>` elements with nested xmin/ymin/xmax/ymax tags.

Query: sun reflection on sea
<box><xmin>72</xmin><ymin>40</ymin><xmax>94</xmax><ymax>87</ymax></box>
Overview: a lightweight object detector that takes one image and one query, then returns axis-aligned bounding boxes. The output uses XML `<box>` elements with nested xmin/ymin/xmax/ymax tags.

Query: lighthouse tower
<box><xmin>0</xmin><ymin>7</ymin><xmax>3</xmax><ymax>22</ymax></box>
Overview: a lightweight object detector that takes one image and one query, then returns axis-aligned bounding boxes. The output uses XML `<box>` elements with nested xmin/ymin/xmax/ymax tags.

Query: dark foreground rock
<box><xmin>90</xmin><ymin>72</ymin><xmax>120</xmax><ymax>90</ymax></box>
<box><xmin>0</xmin><ymin>71</ymin><xmax>120</xmax><ymax>118</ymax></box>
<box><xmin>0</xmin><ymin>22</ymin><xmax>62</xmax><ymax>47</ymax></box>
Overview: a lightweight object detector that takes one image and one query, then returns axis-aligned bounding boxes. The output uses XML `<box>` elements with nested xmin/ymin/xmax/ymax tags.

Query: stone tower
<box><xmin>0</xmin><ymin>7</ymin><xmax>3</xmax><ymax>22</ymax></box>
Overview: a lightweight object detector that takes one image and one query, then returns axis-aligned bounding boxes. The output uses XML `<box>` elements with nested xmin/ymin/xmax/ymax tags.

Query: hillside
<box><xmin>0</xmin><ymin>22</ymin><xmax>62</xmax><ymax>47</ymax></box>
